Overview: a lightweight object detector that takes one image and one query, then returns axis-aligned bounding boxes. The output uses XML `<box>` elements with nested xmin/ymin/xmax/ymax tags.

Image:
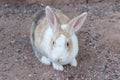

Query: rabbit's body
<box><xmin>30</xmin><ymin>6</ymin><xmax>87</xmax><ymax>71</ymax></box>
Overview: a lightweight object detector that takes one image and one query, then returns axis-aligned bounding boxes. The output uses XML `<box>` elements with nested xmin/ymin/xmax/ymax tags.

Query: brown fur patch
<box><xmin>30</xmin><ymin>9</ymin><xmax>45</xmax><ymax>46</ymax></box>
<box><xmin>65</xmin><ymin>39</ymin><xmax>73</xmax><ymax>53</ymax></box>
<box><xmin>35</xmin><ymin>18</ymin><xmax>48</xmax><ymax>44</ymax></box>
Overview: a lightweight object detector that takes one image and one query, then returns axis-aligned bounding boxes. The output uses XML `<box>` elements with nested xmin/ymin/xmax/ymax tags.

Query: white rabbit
<box><xmin>30</xmin><ymin>6</ymin><xmax>87</xmax><ymax>71</ymax></box>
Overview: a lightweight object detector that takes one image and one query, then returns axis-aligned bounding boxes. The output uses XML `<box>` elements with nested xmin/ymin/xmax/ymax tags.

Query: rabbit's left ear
<box><xmin>45</xmin><ymin>6</ymin><xmax>58</xmax><ymax>32</ymax></box>
<box><xmin>68</xmin><ymin>12</ymin><xmax>87</xmax><ymax>33</ymax></box>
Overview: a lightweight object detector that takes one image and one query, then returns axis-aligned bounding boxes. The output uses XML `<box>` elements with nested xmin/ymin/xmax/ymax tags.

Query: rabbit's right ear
<box><xmin>45</xmin><ymin>6</ymin><xmax>58</xmax><ymax>32</ymax></box>
<box><xmin>68</xmin><ymin>12</ymin><xmax>87</xmax><ymax>34</ymax></box>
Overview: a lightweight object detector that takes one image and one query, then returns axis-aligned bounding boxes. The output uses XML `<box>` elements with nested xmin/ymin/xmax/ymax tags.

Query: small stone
<box><xmin>4</xmin><ymin>4</ymin><xmax>8</xmax><ymax>7</ymax></box>
<box><xmin>41</xmin><ymin>3</ymin><xmax>44</xmax><ymax>7</ymax></box>
<box><xmin>88</xmin><ymin>66</ymin><xmax>94</xmax><ymax>72</ymax></box>
<box><xmin>49</xmin><ymin>78</ymin><xmax>53</xmax><ymax>80</ymax></box>
<box><xmin>0</xmin><ymin>50</ymin><xmax>3</xmax><ymax>54</ymax></box>
<box><xmin>69</xmin><ymin>4</ymin><xmax>73</xmax><ymax>7</ymax></box>
<box><xmin>22</xmin><ymin>35</ymin><xmax>27</xmax><ymax>38</ymax></box>
<box><xmin>10</xmin><ymin>40</ymin><xmax>16</xmax><ymax>44</ymax></box>
<box><xmin>11</xmin><ymin>34</ymin><xmax>15</xmax><ymax>37</ymax></box>
<box><xmin>19</xmin><ymin>13</ymin><xmax>23</xmax><ymax>17</ymax></box>
<box><xmin>14</xmin><ymin>9</ymin><xmax>19</xmax><ymax>14</ymax></box>
<box><xmin>28</xmin><ymin>74</ymin><xmax>32</xmax><ymax>77</ymax></box>
<box><xmin>23</xmin><ymin>10</ymin><xmax>27</xmax><ymax>14</ymax></box>
<box><xmin>16</xmin><ymin>49</ymin><xmax>21</xmax><ymax>53</ymax></box>
<box><xmin>24</xmin><ymin>56</ymin><xmax>27</xmax><ymax>60</ymax></box>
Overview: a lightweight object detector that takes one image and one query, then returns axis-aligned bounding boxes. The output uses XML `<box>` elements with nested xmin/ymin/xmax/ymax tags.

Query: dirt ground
<box><xmin>0</xmin><ymin>1</ymin><xmax>120</xmax><ymax>80</ymax></box>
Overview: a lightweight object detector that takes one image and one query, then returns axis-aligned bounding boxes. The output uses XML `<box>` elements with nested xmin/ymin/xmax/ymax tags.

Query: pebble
<box><xmin>28</xmin><ymin>74</ymin><xmax>32</xmax><ymax>77</ymax></box>
<box><xmin>4</xmin><ymin>4</ymin><xmax>8</xmax><ymax>8</ymax></box>
<box><xmin>16</xmin><ymin>49</ymin><xmax>21</xmax><ymax>53</ymax></box>
<box><xmin>0</xmin><ymin>50</ymin><xmax>3</xmax><ymax>54</ymax></box>
<box><xmin>10</xmin><ymin>40</ymin><xmax>16</xmax><ymax>44</ymax></box>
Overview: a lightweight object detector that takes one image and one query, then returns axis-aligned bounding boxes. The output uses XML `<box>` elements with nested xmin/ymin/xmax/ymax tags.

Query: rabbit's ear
<box><xmin>45</xmin><ymin>6</ymin><xmax>58</xmax><ymax>32</ymax></box>
<box><xmin>68</xmin><ymin>12</ymin><xmax>87</xmax><ymax>33</ymax></box>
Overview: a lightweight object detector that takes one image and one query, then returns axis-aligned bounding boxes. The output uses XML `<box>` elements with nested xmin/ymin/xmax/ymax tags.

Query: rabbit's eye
<box><xmin>67</xmin><ymin>42</ymin><xmax>69</xmax><ymax>47</ymax></box>
<box><xmin>53</xmin><ymin>41</ymin><xmax>55</xmax><ymax>45</ymax></box>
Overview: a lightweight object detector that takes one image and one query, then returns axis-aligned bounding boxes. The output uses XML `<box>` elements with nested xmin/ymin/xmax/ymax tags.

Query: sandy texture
<box><xmin>0</xmin><ymin>2</ymin><xmax>120</xmax><ymax>80</ymax></box>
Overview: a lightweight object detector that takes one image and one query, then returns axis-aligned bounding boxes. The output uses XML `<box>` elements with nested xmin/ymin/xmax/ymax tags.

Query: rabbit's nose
<box><xmin>57</xmin><ymin>58</ymin><xmax>62</xmax><ymax>63</ymax></box>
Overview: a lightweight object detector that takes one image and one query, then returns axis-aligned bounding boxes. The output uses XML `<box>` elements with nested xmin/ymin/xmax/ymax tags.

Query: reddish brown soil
<box><xmin>0</xmin><ymin>2</ymin><xmax>120</xmax><ymax>80</ymax></box>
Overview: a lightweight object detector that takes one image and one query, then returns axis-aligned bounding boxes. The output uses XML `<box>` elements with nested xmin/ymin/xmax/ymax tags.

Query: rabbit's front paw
<box><xmin>52</xmin><ymin>63</ymin><xmax>64</xmax><ymax>71</ymax></box>
<box><xmin>41</xmin><ymin>56</ymin><xmax>51</xmax><ymax>65</ymax></box>
<box><xmin>70</xmin><ymin>58</ymin><xmax>77</xmax><ymax>67</ymax></box>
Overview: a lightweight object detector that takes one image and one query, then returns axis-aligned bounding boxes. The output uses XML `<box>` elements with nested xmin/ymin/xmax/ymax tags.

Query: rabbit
<box><xmin>30</xmin><ymin>6</ymin><xmax>87</xmax><ymax>71</ymax></box>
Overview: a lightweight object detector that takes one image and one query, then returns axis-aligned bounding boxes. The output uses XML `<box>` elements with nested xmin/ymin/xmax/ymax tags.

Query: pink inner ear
<box><xmin>47</xmin><ymin>11</ymin><xmax>58</xmax><ymax>32</ymax></box>
<box><xmin>48</xmin><ymin>12</ymin><xmax>55</xmax><ymax>27</ymax></box>
<box><xmin>74</xmin><ymin>19</ymin><xmax>79</xmax><ymax>29</ymax></box>
<box><xmin>51</xmin><ymin>17</ymin><xmax>54</xmax><ymax>25</ymax></box>
<box><xmin>73</xmin><ymin>19</ymin><xmax>80</xmax><ymax>31</ymax></box>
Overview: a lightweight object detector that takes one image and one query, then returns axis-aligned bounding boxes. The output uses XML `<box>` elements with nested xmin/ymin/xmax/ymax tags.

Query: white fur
<box><xmin>70</xmin><ymin>58</ymin><xmax>77</xmax><ymax>67</ymax></box>
<box><xmin>52</xmin><ymin>62</ymin><xmax>64</xmax><ymax>71</ymax></box>
<box><xmin>61</xmin><ymin>24</ymin><xmax>67</xmax><ymax>30</ymax></box>
<box><xmin>41</xmin><ymin>56</ymin><xmax>51</xmax><ymax>65</ymax></box>
<box><xmin>40</xmin><ymin>24</ymin><xmax>79</xmax><ymax>71</ymax></box>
